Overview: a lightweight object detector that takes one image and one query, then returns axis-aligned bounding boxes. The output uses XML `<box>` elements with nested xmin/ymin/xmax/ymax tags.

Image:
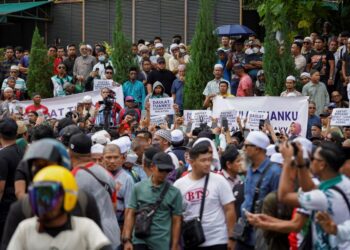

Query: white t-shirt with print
<box><xmin>174</xmin><ymin>172</ymin><xmax>235</xmax><ymax>247</ymax></box>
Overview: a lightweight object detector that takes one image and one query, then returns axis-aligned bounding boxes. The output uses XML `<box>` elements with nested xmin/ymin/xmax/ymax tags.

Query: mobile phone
<box><xmin>258</xmin><ymin>119</ymin><xmax>265</xmax><ymax>130</ymax></box>
<box><xmin>222</xmin><ymin>117</ymin><xmax>229</xmax><ymax>131</ymax></box>
<box><xmin>185</xmin><ymin>121</ymin><xmax>193</xmax><ymax>133</ymax></box>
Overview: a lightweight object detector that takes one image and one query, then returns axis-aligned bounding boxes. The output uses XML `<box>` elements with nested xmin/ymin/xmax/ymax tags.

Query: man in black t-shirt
<box><xmin>147</xmin><ymin>57</ymin><xmax>176</xmax><ymax>96</ymax></box>
<box><xmin>0</xmin><ymin>118</ymin><xmax>24</xmax><ymax>237</ymax></box>
<box><xmin>307</xmin><ymin>36</ymin><xmax>335</xmax><ymax>94</ymax></box>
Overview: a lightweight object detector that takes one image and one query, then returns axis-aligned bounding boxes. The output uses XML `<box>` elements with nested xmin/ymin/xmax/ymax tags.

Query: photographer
<box><xmin>94</xmin><ymin>87</ymin><xmax>122</xmax><ymax>128</ymax></box>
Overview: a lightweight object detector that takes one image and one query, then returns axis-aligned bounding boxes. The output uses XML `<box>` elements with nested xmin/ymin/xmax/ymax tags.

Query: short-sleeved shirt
<box><xmin>25</xmin><ymin>104</ymin><xmax>49</xmax><ymax>116</ymax></box>
<box><xmin>307</xmin><ymin>50</ymin><xmax>334</xmax><ymax>79</ymax></box>
<box><xmin>174</xmin><ymin>172</ymin><xmax>235</xmax><ymax>247</ymax></box>
<box><xmin>7</xmin><ymin>216</ymin><xmax>110</xmax><ymax>250</ymax></box>
<box><xmin>202</xmin><ymin>78</ymin><xmax>227</xmax><ymax>96</ymax></box>
<box><xmin>1</xmin><ymin>77</ymin><xmax>27</xmax><ymax>91</ymax></box>
<box><xmin>127</xmin><ymin>178</ymin><xmax>182</xmax><ymax>250</ymax></box>
<box><xmin>171</xmin><ymin>78</ymin><xmax>184</xmax><ymax>110</ymax></box>
<box><xmin>298</xmin><ymin>175</ymin><xmax>350</xmax><ymax>250</ymax></box>
<box><xmin>236</xmin><ymin>74</ymin><xmax>253</xmax><ymax>97</ymax></box>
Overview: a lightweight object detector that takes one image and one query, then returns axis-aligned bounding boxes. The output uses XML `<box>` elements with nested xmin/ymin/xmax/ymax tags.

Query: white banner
<box><xmin>212</xmin><ymin>96</ymin><xmax>309</xmax><ymax>137</ymax></box>
<box><xmin>246</xmin><ymin>111</ymin><xmax>268</xmax><ymax>130</ymax></box>
<box><xmin>93</xmin><ymin>79</ymin><xmax>114</xmax><ymax>91</ymax></box>
<box><xmin>19</xmin><ymin>87</ymin><xmax>124</xmax><ymax>119</ymax></box>
<box><xmin>149</xmin><ymin>97</ymin><xmax>174</xmax><ymax>116</ymax></box>
<box><xmin>330</xmin><ymin>108</ymin><xmax>350</xmax><ymax>126</ymax></box>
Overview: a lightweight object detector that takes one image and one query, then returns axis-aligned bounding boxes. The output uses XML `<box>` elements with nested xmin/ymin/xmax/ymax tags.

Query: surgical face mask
<box><xmin>180</xmin><ymin>48</ymin><xmax>186</xmax><ymax>53</ymax></box>
<box><xmin>245</xmin><ymin>48</ymin><xmax>253</xmax><ymax>55</ymax></box>
<box><xmin>98</xmin><ymin>56</ymin><xmax>105</xmax><ymax>62</ymax></box>
<box><xmin>252</xmin><ymin>47</ymin><xmax>260</xmax><ymax>54</ymax></box>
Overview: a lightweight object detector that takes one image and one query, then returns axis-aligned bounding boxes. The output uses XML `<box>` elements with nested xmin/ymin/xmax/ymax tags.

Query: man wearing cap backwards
<box><xmin>202</xmin><ymin>64</ymin><xmax>227</xmax><ymax>98</ymax></box>
<box><xmin>24</xmin><ymin>93</ymin><xmax>49</xmax><ymax>116</ymax></box>
<box><xmin>69</xmin><ymin>133</ymin><xmax>121</xmax><ymax>249</ymax></box>
<box><xmin>153</xmin><ymin>129</ymin><xmax>180</xmax><ymax>170</ymax></box>
<box><xmin>150</xmin><ymin>43</ymin><xmax>171</xmax><ymax>69</ymax></box>
<box><xmin>123</xmin><ymin>152</ymin><xmax>182</xmax><ymax>250</ymax></box>
<box><xmin>147</xmin><ymin>57</ymin><xmax>176</xmax><ymax>96</ymax></box>
<box><xmin>174</xmin><ymin>142</ymin><xmax>236</xmax><ymax>250</ymax></box>
<box><xmin>7</xmin><ymin>166</ymin><xmax>111</xmax><ymax>250</ymax></box>
<box><xmin>237</xmin><ymin>131</ymin><xmax>281</xmax><ymax>249</ymax></box>
<box><xmin>102</xmin><ymin>143</ymin><xmax>134</xmax><ymax>228</ymax></box>
<box><xmin>280</xmin><ymin>76</ymin><xmax>302</xmax><ymax>97</ymax></box>
<box><xmin>73</xmin><ymin>43</ymin><xmax>97</xmax><ymax>83</ymax></box>
<box><xmin>0</xmin><ymin>119</ymin><xmax>25</xmax><ymax>238</ymax></box>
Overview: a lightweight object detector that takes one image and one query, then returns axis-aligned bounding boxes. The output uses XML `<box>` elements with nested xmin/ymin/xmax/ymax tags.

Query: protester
<box><xmin>123</xmin><ymin>67</ymin><xmax>146</xmax><ymax>110</ymax></box>
<box><xmin>280</xmin><ymin>76</ymin><xmax>302</xmax><ymax>97</ymax></box>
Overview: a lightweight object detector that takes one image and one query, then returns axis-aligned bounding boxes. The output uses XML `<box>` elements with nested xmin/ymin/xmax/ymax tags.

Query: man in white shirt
<box><xmin>152</xmin><ymin>129</ymin><xmax>180</xmax><ymax>169</ymax></box>
<box><xmin>174</xmin><ymin>142</ymin><xmax>236</xmax><ymax>250</ymax></box>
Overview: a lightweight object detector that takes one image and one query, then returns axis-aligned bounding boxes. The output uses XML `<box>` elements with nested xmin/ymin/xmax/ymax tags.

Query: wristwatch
<box><xmin>122</xmin><ymin>237</ymin><xmax>131</xmax><ymax>244</ymax></box>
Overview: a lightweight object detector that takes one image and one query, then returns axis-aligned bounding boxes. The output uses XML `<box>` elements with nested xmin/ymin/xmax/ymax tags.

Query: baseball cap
<box><xmin>69</xmin><ymin>133</ymin><xmax>92</xmax><ymax>154</ymax></box>
<box><xmin>152</xmin><ymin>152</ymin><xmax>174</xmax><ymax>171</ymax></box>
<box><xmin>0</xmin><ymin>118</ymin><xmax>18</xmax><ymax>138</ymax></box>
<box><xmin>171</xmin><ymin>129</ymin><xmax>184</xmax><ymax>143</ymax></box>
<box><xmin>155</xmin><ymin>129</ymin><xmax>172</xmax><ymax>143</ymax></box>
<box><xmin>246</xmin><ymin>131</ymin><xmax>270</xmax><ymax>150</ymax></box>
<box><xmin>125</xmin><ymin>96</ymin><xmax>135</xmax><ymax>102</ymax></box>
<box><xmin>157</xmin><ymin>57</ymin><xmax>166</xmax><ymax>64</ymax></box>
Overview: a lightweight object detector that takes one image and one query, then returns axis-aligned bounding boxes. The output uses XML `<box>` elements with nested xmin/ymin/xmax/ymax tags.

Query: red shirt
<box><xmin>25</xmin><ymin>104</ymin><xmax>49</xmax><ymax>115</ymax></box>
<box><xmin>236</xmin><ymin>74</ymin><xmax>253</xmax><ymax>97</ymax></box>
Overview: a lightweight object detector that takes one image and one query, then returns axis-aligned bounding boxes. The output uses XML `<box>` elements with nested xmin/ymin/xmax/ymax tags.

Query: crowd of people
<box><xmin>0</xmin><ymin>22</ymin><xmax>349</xmax><ymax>250</ymax></box>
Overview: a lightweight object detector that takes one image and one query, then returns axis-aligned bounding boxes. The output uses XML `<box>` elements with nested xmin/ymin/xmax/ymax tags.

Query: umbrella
<box><xmin>215</xmin><ymin>24</ymin><xmax>255</xmax><ymax>36</ymax></box>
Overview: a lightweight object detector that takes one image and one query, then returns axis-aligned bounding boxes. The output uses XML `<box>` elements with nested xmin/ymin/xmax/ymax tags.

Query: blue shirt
<box><xmin>307</xmin><ymin>114</ymin><xmax>321</xmax><ymax>139</ymax></box>
<box><xmin>241</xmin><ymin>158</ymin><xmax>281</xmax><ymax>245</ymax></box>
<box><xmin>171</xmin><ymin>78</ymin><xmax>184</xmax><ymax>110</ymax></box>
<box><xmin>122</xmin><ymin>80</ymin><xmax>146</xmax><ymax>109</ymax></box>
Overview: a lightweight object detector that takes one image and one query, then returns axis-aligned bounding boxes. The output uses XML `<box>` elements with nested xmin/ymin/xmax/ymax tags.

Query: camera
<box><xmin>98</xmin><ymin>94</ymin><xmax>115</xmax><ymax>110</ymax></box>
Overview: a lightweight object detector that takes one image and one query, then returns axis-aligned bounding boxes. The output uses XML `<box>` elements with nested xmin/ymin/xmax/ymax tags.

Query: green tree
<box><xmin>27</xmin><ymin>27</ymin><xmax>53</xmax><ymax>98</ymax></box>
<box><xmin>184</xmin><ymin>0</ymin><xmax>217</xmax><ymax>109</ymax></box>
<box><xmin>111</xmin><ymin>0</ymin><xmax>135</xmax><ymax>84</ymax></box>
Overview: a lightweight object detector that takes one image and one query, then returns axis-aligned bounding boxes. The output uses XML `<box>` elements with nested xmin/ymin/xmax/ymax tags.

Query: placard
<box><xmin>246</xmin><ymin>111</ymin><xmax>268</xmax><ymax>130</ymax></box>
<box><xmin>93</xmin><ymin>79</ymin><xmax>114</xmax><ymax>91</ymax></box>
<box><xmin>184</xmin><ymin>110</ymin><xmax>212</xmax><ymax>126</ymax></box>
<box><xmin>150</xmin><ymin>115</ymin><xmax>167</xmax><ymax>125</ymax></box>
<box><xmin>219</xmin><ymin>110</ymin><xmax>238</xmax><ymax>129</ymax></box>
<box><xmin>149</xmin><ymin>97</ymin><xmax>174</xmax><ymax>116</ymax></box>
<box><xmin>330</xmin><ymin>108</ymin><xmax>350</xmax><ymax>126</ymax></box>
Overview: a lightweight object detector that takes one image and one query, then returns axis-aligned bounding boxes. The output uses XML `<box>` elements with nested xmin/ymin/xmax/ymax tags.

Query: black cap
<box><xmin>144</xmin><ymin>147</ymin><xmax>161</xmax><ymax>161</ymax></box>
<box><xmin>0</xmin><ymin>118</ymin><xmax>17</xmax><ymax>138</ymax></box>
<box><xmin>60</xmin><ymin>125</ymin><xmax>82</xmax><ymax>146</ymax></box>
<box><xmin>69</xmin><ymin>133</ymin><xmax>92</xmax><ymax>154</ymax></box>
<box><xmin>157</xmin><ymin>57</ymin><xmax>166</xmax><ymax>64</ymax></box>
<box><xmin>152</xmin><ymin>152</ymin><xmax>174</xmax><ymax>171</ymax></box>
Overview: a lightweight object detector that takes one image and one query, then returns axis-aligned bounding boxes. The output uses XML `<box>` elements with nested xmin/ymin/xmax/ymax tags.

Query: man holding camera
<box><xmin>236</xmin><ymin>131</ymin><xmax>281</xmax><ymax>250</ymax></box>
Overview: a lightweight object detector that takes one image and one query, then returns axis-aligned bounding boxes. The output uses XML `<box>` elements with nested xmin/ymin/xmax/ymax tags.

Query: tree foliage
<box><xmin>111</xmin><ymin>0</ymin><xmax>135</xmax><ymax>84</ymax></box>
<box><xmin>184</xmin><ymin>0</ymin><xmax>217</xmax><ymax>109</ymax></box>
<box><xmin>27</xmin><ymin>27</ymin><xmax>53</xmax><ymax>98</ymax></box>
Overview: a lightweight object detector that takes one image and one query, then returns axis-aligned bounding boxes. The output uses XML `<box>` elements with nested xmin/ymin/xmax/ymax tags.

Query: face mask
<box><xmin>98</xmin><ymin>56</ymin><xmax>105</xmax><ymax>62</ymax></box>
<box><xmin>245</xmin><ymin>48</ymin><xmax>253</xmax><ymax>55</ymax></box>
<box><xmin>252</xmin><ymin>47</ymin><xmax>259</xmax><ymax>54</ymax></box>
<box><xmin>180</xmin><ymin>49</ymin><xmax>185</xmax><ymax>53</ymax></box>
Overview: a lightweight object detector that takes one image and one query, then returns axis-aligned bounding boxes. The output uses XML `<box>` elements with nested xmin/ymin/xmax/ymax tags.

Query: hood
<box><xmin>152</xmin><ymin>81</ymin><xmax>165</xmax><ymax>94</ymax></box>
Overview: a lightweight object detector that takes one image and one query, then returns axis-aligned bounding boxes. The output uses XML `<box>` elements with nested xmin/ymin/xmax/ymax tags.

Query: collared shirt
<box><xmin>128</xmin><ymin>177</ymin><xmax>182</xmax><ymax>250</ymax></box>
<box><xmin>219</xmin><ymin>169</ymin><xmax>242</xmax><ymax>189</ymax></box>
<box><xmin>302</xmin><ymin>82</ymin><xmax>330</xmax><ymax>115</ymax></box>
<box><xmin>2</xmin><ymin>77</ymin><xmax>27</xmax><ymax>91</ymax></box>
<box><xmin>51</xmin><ymin>75</ymin><xmax>73</xmax><ymax>97</ymax></box>
<box><xmin>280</xmin><ymin>89</ymin><xmax>302</xmax><ymax>97</ymax></box>
<box><xmin>122</xmin><ymin>80</ymin><xmax>146</xmax><ymax>109</ymax></box>
<box><xmin>202</xmin><ymin>78</ymin><xmax>228</xmax><ymax>96</ymax></box>
<box><xmin>241</xmin><ymin>157</ymin><xmax>281</xmax><ymax>246</ymax></box>
<box><xmin>171</xmin><ymin>78</ymin><xmax>184</xmax><ymax>110</ymax></box>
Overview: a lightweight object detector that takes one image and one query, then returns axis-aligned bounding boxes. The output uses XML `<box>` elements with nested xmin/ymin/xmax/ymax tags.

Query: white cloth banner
<box><xmin>212</xmin><ymin>96</ymin><xmax>309</xmax><ymax>137</ymax></box>
<box><xmin>149</xmin><ymin>97</ymin><xmax>174</xmax><ymax>116</ymax></box>
<box><xmin>330</xmin><ymin>108</ymin><xmax>350</xmax><ymax>126</ymax></box>
<box><xmin>93</xmin><ymin>79</ymin><xmax>114</xmax><ymax>91</ymax></box>
<box><xmin>19</xmin><ymin>87</ymin><xmax>124</xmax><ymax>119</ymax></box>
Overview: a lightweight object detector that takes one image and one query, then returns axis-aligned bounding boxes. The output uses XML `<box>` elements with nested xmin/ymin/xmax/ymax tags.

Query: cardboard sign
<box><xmin>246</xmin><ymin>111</ymin><xmax>268</xmax><ymax>130</ymax></box>
<box><xmin>93</xmin><ymin>79</ymin><xmax>114</xmax><ymax>91</ymax></box>
<box><xmin>150</xmin><ymin>115</ymin><xmax>167</xmax><ymax>125</ymax></box>
<box><xmin>219</xmin><ymin>110</ymin><xmax>238</xmax><ymax>129</ymax></box>
<box><xmin>149</xmin><ymin>97</ymin><xmax>174</xmax><ymax>116</ymax></box>
<box><xmin>330</xmin><ymin>108</ymin><xmax>350</xmax><ymax>126</ymax></box>
<box><xmin>183</xmin><ymin>110</ymin><xmax>212</xmax><ymax>126</ymax></box>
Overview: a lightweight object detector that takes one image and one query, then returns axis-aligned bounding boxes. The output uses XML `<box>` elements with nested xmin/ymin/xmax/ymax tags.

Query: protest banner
<box><xmin>330</xmin><ymin>108</ymin><xmax>350</xmax><ymax>126</ymax></box>
<box><xmin>212</xmin><ymin>96</ymin><xmax>309</xmax><ymax>137</ymax></box>
<box><xmin>19</xmin><ymin>87</ymin><xmax>124</xmax><ymax>119</ymax></box>
<box><xmin>93</xmin><ymin>79</ymin><xmax>114</xmax><ymax>91</ymax></box>
<box><xmin>183</xmin><ymin>110</ymin><xmax>212</xmax><ymax>130</ymax></box>
<box><xmin>149</xmin><ymin>97</ymin><xmax>174</xmax><ymax>116</ymax></box>
<box><xmin>219</xmin><ymin>110</ymin><xmax>238</xmax><ymax>129</ymax></box>
<box><xmin>150</xmin><ymin>115</ymin><xmax>167</xmax><ymax>125</ymax></box>
<box><xmin>246</xmin><ymin>111</ymin><xmax>268</xmax><ymax>130</ymax></box>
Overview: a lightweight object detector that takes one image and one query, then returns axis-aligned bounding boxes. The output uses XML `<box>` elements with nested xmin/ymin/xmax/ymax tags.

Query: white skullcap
<box><xmin>179</xmin><ymin>43</ymin><xmax>186</xmax><ymax>47</ymax></box>
<box><xmin>286</xmin><ymin>75</ymin><xmax>296</xmax><ymax>81</ymax></box>
<box><xmin>82</xmin><ymin>95</ymin><xmax>92</xmax><ymax>103</ymax></box>
<box><xmin>145</xmin><ymin>41</ymin><xmax>150</xmax><ymax>46</ymax></box>
<box><xmin>171</xmin><ymin>129</ymin><xmax>184</xmax><ymax>143</ymax></box>
<box><xmin>110</xmin><ymin>136</ymin><xmax>131</xmax><ymax>154</ymax></box>
<box><xmin>300</xmin><ymin>72</ymin><xmax>311</xmax><ymax>78</ymax></box>
<box><xmin>91</xmin><ymin>130</ymin><xmax>111</xmax><ymax>145</ymax></box>
<box><xmin>91</xmin><ymin>144</ymin><xmax>105</xmax><ymax>154</ymax></box>
<box><xmin>266</xmin><ymin>144</ymin><xmax>277</xmax><ymax>157</ymax></box>
<box><xmin>214</xmin><ymin>64</ymin><xmax>223</xmax><ymax>69</ymax></box>
<box><xmin>246</xmin><ymin>131</ymin><xmax>270</xmax><ymax>150</ymax></box>
<box><xmin>126</xmin><ymin>151</ymin><xmax>138</xmax><ymax>164</ymax></box>
<box><xmin>10</xmin><ymin>65</ymin><xmax>19</xmax><ymax>71</ymax></box>
<box><xmin>304</xmin><ymin>37</ymin><xmax>312</xmax><ymax>42</ymax></box>
<box><xmin>86</xmin><ymin>44</ymin><xmax>92</xmax><ymax>50</ymax></box>
<box><xmin>4</xmin><ymin>87</ymin><xmax>13</xmax><ymax>92</ymax></box>
<box><xmin>170</xmin><ymin>43</ymin><xmax>179</xmax><ymax>51</ymax></box>
<box><xmin>139</xmin><ymin>45</ymin><xmax>149</xmax><ymax>52</ymax></box>
<box><xmin>155</xmin><ymin>43</ymin><xmax>164</xmax><ymax>49</ymax></box>
<box><xmin>270</xmin><ymin>153</ymin><xmax>283</xmax><ymax>165</ymax></box>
